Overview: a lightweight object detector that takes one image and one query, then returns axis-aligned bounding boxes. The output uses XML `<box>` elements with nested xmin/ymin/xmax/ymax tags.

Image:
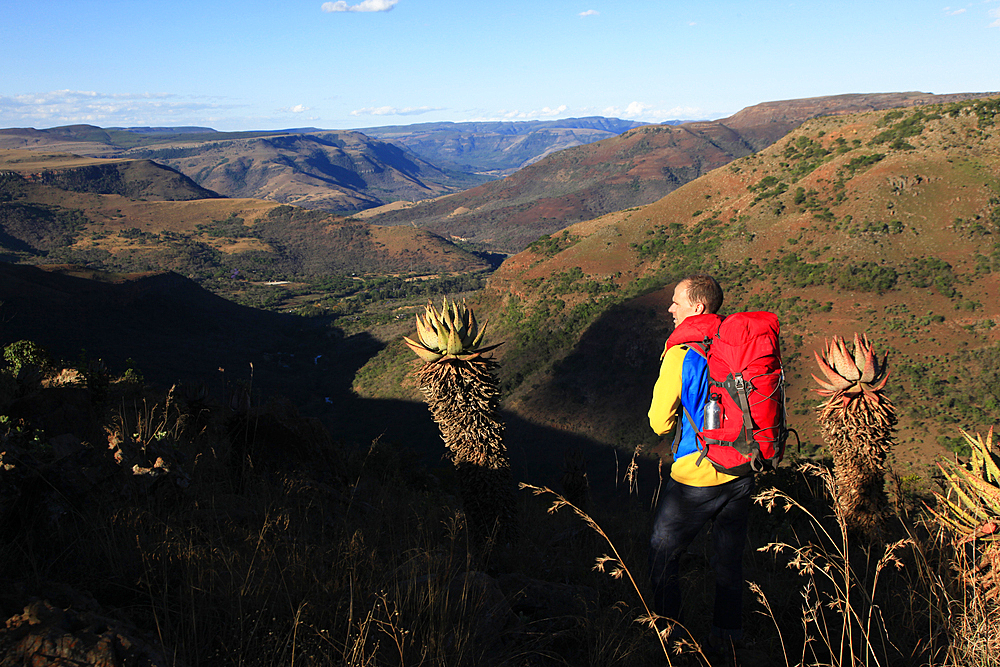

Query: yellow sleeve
<box><xmin>648</xmin><ymin>345</ymin><xmax>687</xmax><ymax>436</ymax></box>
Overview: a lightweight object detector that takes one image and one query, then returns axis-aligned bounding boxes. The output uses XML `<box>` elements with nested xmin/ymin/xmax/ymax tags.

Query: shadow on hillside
<box><xmin>497</xmin><ymin>290</ymin><xmax>678</xmax><ymax>498</ymax></box>
<box><xmin>319</xmin><ymin>391</ymin><xmax>656</xmax><ymax>501</ymax></box>
<box><xmin>0</xmin><ymin>263</ymin><xmax>655</xmax><ymax>504</ymax></box>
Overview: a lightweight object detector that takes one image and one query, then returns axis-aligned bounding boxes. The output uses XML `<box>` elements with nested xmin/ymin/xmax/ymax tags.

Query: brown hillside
<box><xmin>119</xmin><ymin>131</ymin><xmax>485</xmax><ymax>212</ymax></box>
<box><xmin>364</xmin><ymin>92</ymin><xmax>997</xmax><ymax>254</ymax></box>
<box><xmin>0</xmin><ymin>150</ymin><xmax>219</xmax><ymax>201</ymax></box>
<box><xmin>360</xmin><ymin>95</ymin><xmax>1000</xmax><ymax>477</ymax></box>
<box><xmin>0</xmin><ymin>128</ymin><xmax>489</xmax><ymax>212</ymax></box>
<box><xmin>0</xmin><ymin>154</ymin><xmax>489</xmax><ymax>278</ymax></box>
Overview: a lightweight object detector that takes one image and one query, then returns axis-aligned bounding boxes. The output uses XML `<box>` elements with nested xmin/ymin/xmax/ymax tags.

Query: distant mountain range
<box><xmin>359</xmin><ymin>92</ymin><xmax>998</xmax><ymax>253</ymax></box>
<box><xmin>2</xmin><ymin>92</ymin><xmax>996</xmax><ymax>258</ymax></box>
<box><xmin>462</xmin><ymin>93</ymin><xmax>1000</xmax><ymax>466</ymax></box>
<box><xmin>4</xmin><ymin>92</ymin><xmax>1000</xmax><ymax>472</ymax></box>
<box><xmin>356</xmin><ymin>117</ymin><xmax>651</xmax><ymax>175</ymax></box>
<box><xmin>0</xmin><ymin>150</ymin><xmax>489</xmax><ymax>278</ymax></box>
<box><xmin>0</xmin><ymin>117</ymin><xmax>653</xmax><ymax>213</ymax></box>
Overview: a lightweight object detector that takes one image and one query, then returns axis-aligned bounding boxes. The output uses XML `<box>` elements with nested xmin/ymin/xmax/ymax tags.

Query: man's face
<box><xmin>668</xmin><ymin>280</ymin><xmax>704</xmax><ymax>327</ymax></box>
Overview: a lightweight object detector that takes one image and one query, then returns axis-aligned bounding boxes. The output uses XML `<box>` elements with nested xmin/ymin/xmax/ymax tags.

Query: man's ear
<box><xmin>695</xmin><ymin>302</ymin><xmax>705</xmax><ymax>315</ymax></box>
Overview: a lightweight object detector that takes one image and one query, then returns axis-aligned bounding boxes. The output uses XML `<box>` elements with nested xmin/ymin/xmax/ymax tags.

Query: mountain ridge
<box><xmin>0</xmin><ymin>151</ymin><xmax>490</xmax><ymax>279</ymax></box>
<box><xmin>359</xmin><ymin>92</ymin><xmax>999</xmax><ymax>254</ymax></box>
<box><xmin>354</xmin><ymin>94</ymin><xmax>1000</xmax><ymax>471</ymax></box>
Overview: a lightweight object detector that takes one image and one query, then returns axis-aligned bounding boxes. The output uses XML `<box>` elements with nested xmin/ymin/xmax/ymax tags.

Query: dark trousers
<box><xmin>648</xmin><ymin>474</ymin><xmax>754</xmax><ymax>635</ymax></box>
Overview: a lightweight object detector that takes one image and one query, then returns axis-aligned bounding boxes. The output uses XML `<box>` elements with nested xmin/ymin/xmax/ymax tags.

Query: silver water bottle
<box><xmin>704</xmin><ymin>393</ymin><xmax>721</xmax><ymax>430</ymax></box>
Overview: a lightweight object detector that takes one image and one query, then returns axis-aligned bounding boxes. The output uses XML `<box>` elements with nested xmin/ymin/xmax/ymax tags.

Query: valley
<box><xmin>4</xmin><ymin>93</ymin><xmax>1000</xmax><ymax>478</ymax></box>
<box><xmin>3</xmin><ymin>92</ymin><xmax>1000</xmax><ymax>667</ymax></box>
<box><xmin>353</xmin><ymin>94</ymin><xmax>1000</xmax><ymax>482</ymax></box>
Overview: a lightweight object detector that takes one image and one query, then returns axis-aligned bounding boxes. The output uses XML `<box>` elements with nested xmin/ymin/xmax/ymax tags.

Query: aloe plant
<box><xmin>929</xmin><ymin>428</ymin><xmax>1000</xmax><ymax>603</ymax></box>
<box><xmin>405</xmin><ymin>297</ymin><xmax>514</xmax><ymax>542</ymax></box>
<box><xmin>812</xmin><ymin>333</ymin><xmax>896</xmax><ymax>534</ymax></box>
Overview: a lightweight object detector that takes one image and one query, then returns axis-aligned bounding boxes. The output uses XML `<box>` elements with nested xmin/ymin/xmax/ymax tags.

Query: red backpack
<box><xmin>665</xmin><ymin>311</ymin><xmax>792</xmax><ymax>476</ymax></box>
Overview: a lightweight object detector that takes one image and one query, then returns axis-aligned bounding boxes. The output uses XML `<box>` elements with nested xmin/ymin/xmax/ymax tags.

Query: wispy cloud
<box><xmin>579</xmin><ymin>9</ymin><xmax>599</xmax><ymax>17</ymax></box>
<box><xmin>943</xmin><ymin>6</ymin><xmax>967</xmax><ymax>15</ymax></box>
<box><xmin>990</xmin><ymin>6</ymin><xmax>1000</xmax><ymax>26</ymax></box>
<box><xmin>322</xmin><ymin>0</ymin><xmax>397</xmax><ymax>12</ymax></box>
<box><xmin>290</xmin><ymin>104</ymin><xmax>309</xmax><ymax>113</ymax></box>
<box><xmin>539</xmin><ymin>105</ymin><xmax>568</xmax><ymax>116</ymax></box>
<box><xmin>498</xmin><ymin>105</ymin><xmax>569</xmax><ymax>119</ymax></box>
<box><xmin>604</xmin><ymin>101</ymin><xmax>653</xmax><ymax>118</ymax></box>
<box><xmin>350</xmin><ymin>105</ymin><xmax>438</xmax><ymax>116</ymax></box>
<box><xmin>602</xmin><ymin>101</ymin><xmax>705</xmax><ymax>121</ymax></box>
<box><xmin>0</xmin><ymin>90</ymin><xmax>239</xmax><ymax>128</ymax></box>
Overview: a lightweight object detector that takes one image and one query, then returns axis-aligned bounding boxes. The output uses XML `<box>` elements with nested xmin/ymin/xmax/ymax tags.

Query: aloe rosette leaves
<box><xmin>929</xmin><ymin>428</ymin><xmax>1000</xmax><ymax>602</ymax></box>
<box><xmin>813</xmin><ymin>333</ymin><xmax>896</xmax><ymax>535</ymax></box>
<box><xmin>403</xmin><ymin>297</ymin><xmax>501</xmax><ymax>362</ymax></box>
<box><xmin>404</xmin><ymin>297</ymin><xmax>514</xmax><ymax>543</ymax></box>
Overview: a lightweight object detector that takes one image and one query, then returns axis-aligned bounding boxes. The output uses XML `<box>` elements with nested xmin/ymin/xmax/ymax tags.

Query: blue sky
<box><xmin>1</xmin><ymin>0</ymin><xmax>998</xmax><ymax>131</ymax></box>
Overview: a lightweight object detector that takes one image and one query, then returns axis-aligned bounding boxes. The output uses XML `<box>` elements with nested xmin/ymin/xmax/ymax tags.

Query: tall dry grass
<box><xmin>2</xmin><ymin>378</ymin><xmax>998</xmax><ymax>666</ymax></box>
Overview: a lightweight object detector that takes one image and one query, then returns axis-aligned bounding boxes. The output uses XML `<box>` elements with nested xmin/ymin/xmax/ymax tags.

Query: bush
<box><xmin>836</xmin><ymin>263</ymin><xmax>898</xmax><ymax>293</ymax></box>
<box><xmin>3</xmin><ymin>340</ymin><xmax>50</xmax><ymax>377</ymax></box>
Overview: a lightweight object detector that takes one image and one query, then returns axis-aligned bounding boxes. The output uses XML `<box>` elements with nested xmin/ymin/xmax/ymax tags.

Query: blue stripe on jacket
<box><xmin>676</xmin><ymin>346</ymin><xmax>710</xmax><ymax>460</ymax></box>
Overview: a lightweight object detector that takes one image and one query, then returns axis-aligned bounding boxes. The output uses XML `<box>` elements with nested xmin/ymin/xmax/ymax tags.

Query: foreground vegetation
<box><xmin>1</xmin><ymin>326</ymin><xmax>998</xmax><ymax>666</ymax></box>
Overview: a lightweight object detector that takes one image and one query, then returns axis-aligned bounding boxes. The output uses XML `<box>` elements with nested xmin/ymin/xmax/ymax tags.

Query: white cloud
<box><xmin>990</xmin><ymin>7</ymin><xmax>1000</xmax><ymax>26</ymax></box>
<box><xmin>943</xmin><ymin>6</ymin><xmax>967</xmax><ymax>15</ymax></box>
<box><xmin>539</xmin><ymin>105</ymin><xmax>568</xmax><ymax>116</ymax></box>
<box><xmin>290</xmin><ymin>104</ymin><xmax>309</xmax><ymax>113</ymax></box>
<box><xmin>350</xmin><ymin>105</ymin><xmax>438</xmax><ymax>116</ymax></box>
<box><xmin>0</xmin><ymin>90</ymin><xmax>239</xmax><ymax>128</ymax></box>
<box><xmin>603</xmin><ymin>102</ymin><xmax>706</xmax><ymax>121</ymax></box>
<box><xmin>579</xmin><ymin>9</ymin><xmax>599</xmax><ymax>17</ymax></box>
<box><xmin>496</xmin><ymin>105</ymin><xmax>569</xmax><ymax>119</ymax></box>
<box><xmin>322</xmin><ymin>0</ymin><xmax>397</xmax><ymax>12</ymax></box>
<box><xmin>625</xmin><ymin>101</ymin><xmax>652</xmax><ymax>116</ymax></box>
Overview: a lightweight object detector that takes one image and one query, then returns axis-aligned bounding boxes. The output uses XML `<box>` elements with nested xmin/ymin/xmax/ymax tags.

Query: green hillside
<box><xmin>362</xmin><ymin>92</ymin><xmax>996</xmax><ymax>254</ymax></box>
<box><xmin>357</xmin><ymin>94</ymin><xmax>1000</xmax><ymax>475</ymax></box>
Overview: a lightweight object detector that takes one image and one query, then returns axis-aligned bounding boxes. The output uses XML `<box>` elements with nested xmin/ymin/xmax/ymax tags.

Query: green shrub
<box><xmin>836</xmin><ymin>262</ymin><xmax>898</xmax><ymax>293</ymax></box>
<box><xmin>3</xmin><ymin>340</ymin><xmax>50</xmax><ymax>377</ymax></box>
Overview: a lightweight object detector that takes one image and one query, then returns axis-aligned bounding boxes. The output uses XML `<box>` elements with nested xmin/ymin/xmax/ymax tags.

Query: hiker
<box><xmin>647</xmin><ymin>274</ymin><xmax>753</xmax><ymax>650</ymax></box>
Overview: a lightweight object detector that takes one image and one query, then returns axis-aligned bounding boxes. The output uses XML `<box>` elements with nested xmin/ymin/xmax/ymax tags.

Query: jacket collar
<box><xmin>664</xmin><ymin>313</ymin><xmax>724</xmax><ymax>349</ymax></box>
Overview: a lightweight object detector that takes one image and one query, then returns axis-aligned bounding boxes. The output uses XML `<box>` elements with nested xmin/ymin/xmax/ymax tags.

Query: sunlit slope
<box><xmin>0</xmin><ymin>151</ymin><xmax>489</xmax><ymax>277</ymax></box>
<box><xmin>397</xmin><ymin>96</ymin><xmax>1000</xmax><ymax>471</ymax></box>
<box><xmin>363</xmin><ymin>92</ymin><xmax>995</xmax><ymax>254</ymax></box>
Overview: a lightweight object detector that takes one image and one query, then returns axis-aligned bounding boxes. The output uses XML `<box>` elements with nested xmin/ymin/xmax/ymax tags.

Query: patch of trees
<box><xmin>896</xmin><ymin>344</ymin><xmax>1000</xmax><ymax>453</ymax></box>
<box><xmin>902</xmin><ymin>257</ymin><xmax>957</xmax><ymax>297</ymax></box>
<box><xmin>527</xmin><ymin>230</ymin><xmax>578</xmax><ymax>258</ymax></box>
<box><xmin>0</xmin><ymin>201</ymin><xmax>89</xmax><ymax>254</ymax></box>
<box><xmin>781</xmin><ymin>135</ymin><xmax>832</xmax><ymax>180</ymax></box>
<box><xmin>870</xmin><ymin>109</ymin><xmax>940</xmax><ymax>150</ymax></box>
<box><xmin>196</xmin><ymin>214</ymin><xmax>254</xmax><ymax>239</ymax></box>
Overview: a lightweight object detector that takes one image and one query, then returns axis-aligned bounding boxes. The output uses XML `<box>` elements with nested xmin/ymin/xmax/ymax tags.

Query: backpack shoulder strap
<box><xmin>672</xmin><ymin>405</ymin><xmax>701</xmax><ymax>456</ymax></box>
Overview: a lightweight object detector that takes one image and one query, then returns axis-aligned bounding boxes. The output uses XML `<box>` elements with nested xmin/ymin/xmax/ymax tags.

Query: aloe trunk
<box><xmin>406</xmin><ymin>298</ymin><xmax>515</xmax><ymax>542</ymax></box>
<box><xmin>813</xmin><ymin>334</ymin><xmax>896</xmax><ymax>534</ymax></box>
